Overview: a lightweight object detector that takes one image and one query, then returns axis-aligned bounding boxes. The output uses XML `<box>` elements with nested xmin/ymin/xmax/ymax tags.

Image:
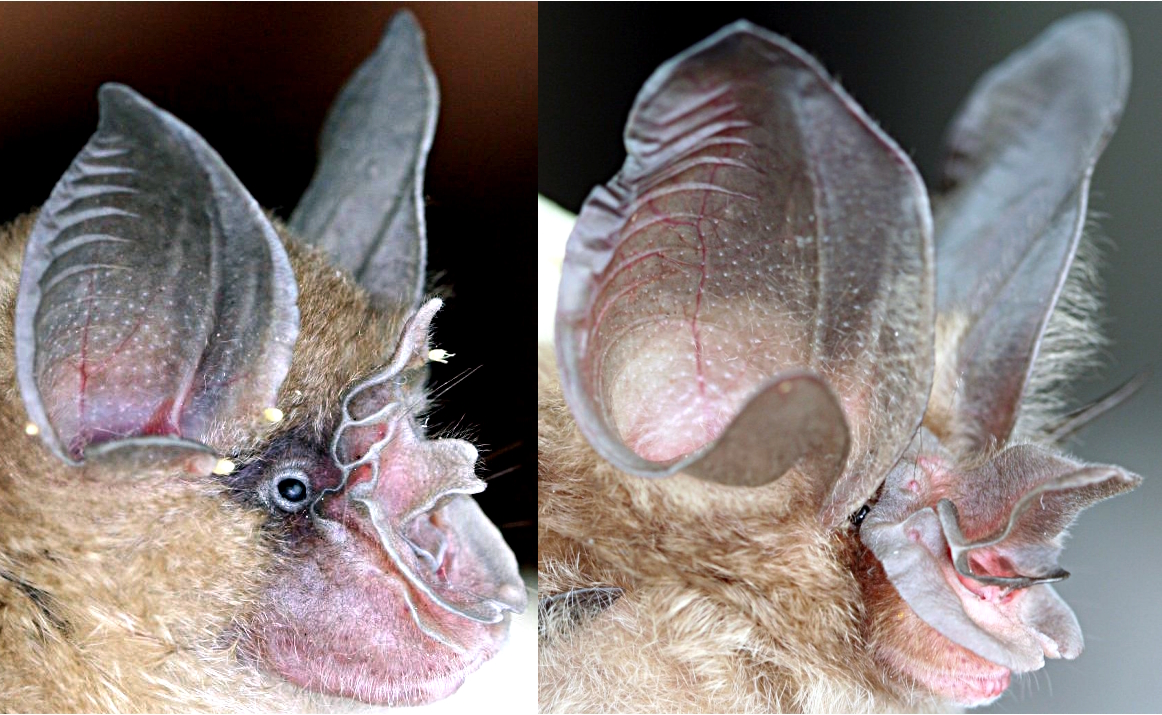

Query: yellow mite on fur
<box><xmin>428</xmin><ymin>348</ymin><xmax>455</xmax><ymax>364</ymax></box>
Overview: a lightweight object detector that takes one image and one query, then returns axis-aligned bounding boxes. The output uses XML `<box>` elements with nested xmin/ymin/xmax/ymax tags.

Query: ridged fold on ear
<box><xmin>555</xmin><ymin>20</ymin><xmax>933</xmax><ymax>526</ymax></box>
<box><xmin>932</xmin><ymin>12</ymin><xmax>1129</xmax><ymax>448</ymax></box>
<box><xmin>16</xmin><ymin>83</ymin><xmax>300</xmax><ymax>469</ymax></box>
<box><xmin>290</xmin><ymin>10</ymin><xmax>438</xmax><ymax>309</ymax></box>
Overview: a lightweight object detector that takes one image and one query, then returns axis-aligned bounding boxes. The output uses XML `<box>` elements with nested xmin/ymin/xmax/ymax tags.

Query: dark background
<box><xmin>542</xmin><ymin>3</ymin><xmax>1162</xmax><ymax>711</ymax></box>
<box><xmin>0</xmin><ymin>3</ymin><xmax>536</xmax><ymax>567</ymax></box>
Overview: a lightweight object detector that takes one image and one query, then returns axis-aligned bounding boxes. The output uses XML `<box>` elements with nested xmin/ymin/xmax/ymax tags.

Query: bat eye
<box><xmin>269</xmin><ymin>468</ymin><xmax>312</xmax><ymax>513</ymax></box>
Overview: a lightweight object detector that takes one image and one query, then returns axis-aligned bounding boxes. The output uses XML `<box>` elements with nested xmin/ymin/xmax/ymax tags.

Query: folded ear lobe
<box><xmin>933</xmin><ymin>12</ymin><xmax>1129</xmax><ymax>447</ymax></box>
<box><xmin>555</xmin><ymin>21</ymin><xmax>931</xmax><ymax>524</ymax></box>
<box><xmin>16</xmin><ymin>83</ymin><xmax>300</xmax><ymax>467</ymax></box>
<box><xmin>561</xmin><ymin>370</ymin><xmax>852</xmax><ymax>492</ymax></box>
<box><xmin>290</xmin><ymin>10</ymin><xmax>437</xmax><ymax>309</ymax></box>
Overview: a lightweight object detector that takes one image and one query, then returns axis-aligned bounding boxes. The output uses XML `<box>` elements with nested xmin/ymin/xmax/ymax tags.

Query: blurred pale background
<box><xmin>541</xmin><ymin>3</ymin><xmax>1162</xmax><ymax>711</ymax></box>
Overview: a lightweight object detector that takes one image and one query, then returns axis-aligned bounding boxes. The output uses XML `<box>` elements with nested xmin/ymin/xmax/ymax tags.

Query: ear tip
<box><xmin>717</xmin><ymin>18</ymin><xmax>763</xmax><ymax>36</ymax></box>
<box><xmin>1054</xmin><ymin>10</ymin><xmax>1129</xmax><ymax>42</ymax></box>
<box><xmin>695</xmin><ymin>19</ymin><xmax>798</xmax><ymax>62</ymax></box>
<box><xmin>383</xmin><ymin>9</ymin><xmax>426</xmax><ymax>47</ymax></box>
<box><xmin>96</xmin><ymin>83</ymin><xmax>168</xmax><ymax>132</ymax></box>
<box><xmin>97</xmin><ymin>83</ymin><xmax>144</xmax><ymax>110</ymax></box>
<box><xmin>1044</xmin><ymin>11</ymin><xmax>1131</xmax><ymax>80</ymax></box>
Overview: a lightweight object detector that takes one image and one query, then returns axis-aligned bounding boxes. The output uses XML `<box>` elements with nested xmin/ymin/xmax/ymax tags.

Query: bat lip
<box><xmin>875</xmin><ymin>637</ymin><xmax>1011</xmax><ymax>706</ymax></box>
<box><xmin>922</xmin><ymin>667</ymin><xmax>1011</xmax><ymax>707</ymax></box>
<box><xmin>262</xmin><ymin>612</ymin><xmax>507</xmax><ymax>706</ymax></box>
<box><xmin>250</xmin><ymin>505</ymin><xmax>518</xmax><ymax>707</ymax></box>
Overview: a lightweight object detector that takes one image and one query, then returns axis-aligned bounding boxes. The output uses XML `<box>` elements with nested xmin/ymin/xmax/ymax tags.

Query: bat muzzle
<box><xmin>320</xmin><ymin>370</ymin><xmax>526</xmax><ymax>650</ymax></box>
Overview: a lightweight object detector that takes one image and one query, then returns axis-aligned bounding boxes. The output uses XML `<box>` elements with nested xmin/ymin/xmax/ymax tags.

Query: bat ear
<box><xmin>863</xmin><ymin>439</ymin><xmax>1140</xmax><ymax>670</ymax></box>
<box><xmin>932</xmin><ymin>12</ymin><xmax>1129</xmax><ymax>448</ymax></box>
<box><xmin>290</xmin><ymin>10</ymin><xmax>437</xmax><ymax>309</ymax></box>
<box><xmin>555</xmin><ymin>21</ymin><xmax>933</xmax><ymax>526</ymax></box>
<box><xmin>16</xmin><ymin>84</ymin><xmax>300</xmax><ymax>473</ymax></box>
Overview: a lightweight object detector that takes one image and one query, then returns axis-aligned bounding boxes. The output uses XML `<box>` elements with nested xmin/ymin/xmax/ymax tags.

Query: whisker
<box><xmin>482</xmin><ymin>441</ymin><xmax>523</xmax><ymax>463</ymax></box>
<box><xmin>429</xmin><ymin>365</ymin><xmax>481</xmax><ymax>401</ymax></box>
<box><xmin>482</xmin><ymin>464</ymin><xmax>520</xmax><ymax>482</ymax></box>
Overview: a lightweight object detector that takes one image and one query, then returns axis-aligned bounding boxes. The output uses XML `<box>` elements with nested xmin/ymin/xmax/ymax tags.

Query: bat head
<box><xmin>552</xmin><ymin>11</ymin><xmax>1138</xmax><ymax>707</ymax></box>
<box><xmin>12</xmin><ymin>12</ymin><xmax>524</xmax><ymax>707</ymax></box>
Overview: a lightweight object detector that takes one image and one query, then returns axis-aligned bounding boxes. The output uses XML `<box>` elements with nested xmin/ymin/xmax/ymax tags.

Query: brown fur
<box><xmin>0</xmin><ymin>212</ymin><xmax>411</xmax><ymax>712</ymax></box>
<box><xmin>539</xmin><ymin>347</ymin><xmax>945</xmax><ymax>713</ymax></box>
<box><xmin>538</xmin><ymin>220</ymin><xmax>1109</xmax><ymax>713</ymax></box>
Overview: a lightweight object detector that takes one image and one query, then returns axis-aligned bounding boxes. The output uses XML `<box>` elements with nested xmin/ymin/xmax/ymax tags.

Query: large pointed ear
<box><xmin>555</xmin><ymin>21</ymin><xmax>934</xmax><ymax>527</ymax></box>
<box><xmin>289</xmin><ymin>10</ymin><xmax>437</xmax><ymax>309</ymax></box>
<box><xmin>16</xmin><ymin>84</ymin><xmax>300</xmax><ymax>471</ymax></box>
<box><xmin>932</xmin><ymin>12</ymin><xmax>1129</xmax><ymax>448</ymax></box>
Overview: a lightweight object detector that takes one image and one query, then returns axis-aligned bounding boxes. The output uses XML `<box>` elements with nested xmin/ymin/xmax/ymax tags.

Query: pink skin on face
<box><xmin>253</xmin><ymin>496</ymin><xmax>514</xmax><ymax>706</ymax></box>
<box><xmin>247</xmin><ymin>411</ymin><xmax>522</xmax><ymax>706</ymax></box>
<box><xmin>863</xmin><ymin>550</ymin><xmax>1015</xmax><ymax>707</ymax></box>
<box><xmin>860</xmin><ymin>451</ymin><xmax>1059</xmax><ymax>706</ymax></box>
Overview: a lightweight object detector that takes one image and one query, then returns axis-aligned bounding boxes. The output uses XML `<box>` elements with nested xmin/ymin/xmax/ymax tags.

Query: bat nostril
<box><xmin>406</xmin><ymin>514</ymin><xmax>449</xmax><ymax>574</ymax></box>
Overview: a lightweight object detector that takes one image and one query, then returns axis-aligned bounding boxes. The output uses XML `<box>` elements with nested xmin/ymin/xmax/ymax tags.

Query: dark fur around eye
<box><xmin>223</xmin><ymin>429</ymin><xmax>340</xmax><ymax>518</ymax></box>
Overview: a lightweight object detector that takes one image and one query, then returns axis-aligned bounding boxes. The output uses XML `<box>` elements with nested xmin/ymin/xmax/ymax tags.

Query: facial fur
<box><xmin>0</xmin><ymin>213</ymin><xmax>518</xmax><ymax>710</ymax></box>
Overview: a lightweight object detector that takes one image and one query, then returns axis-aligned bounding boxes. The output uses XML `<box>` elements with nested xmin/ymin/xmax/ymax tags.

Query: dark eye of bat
<box><xmin>278</xmin><ymin>475</ymin><xmax>307</xmax><ymax>503</ymax></box>
<box><xmin>268</xmin><ymin>468</ymin><xmax>312</xmax><ymax>513</ymax></box>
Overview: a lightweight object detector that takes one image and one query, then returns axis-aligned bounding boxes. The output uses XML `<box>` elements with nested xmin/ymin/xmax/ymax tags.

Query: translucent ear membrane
<box><xmin>932</xmin><ymin>12</ymin><xmax>1130</xmax><ymax>447</ymax></box>
<box><xmin>15</xmin><ymin>84</ymin><xmax>299</xmax><ymax>467</ymax></box>
<box><xmin>289</xmin><ymin>10</ymin><xmax>437</xmax><ymax>308</ymax></box>
<box><xmin>862</xmin><ymin>441</ymin><xmax>1140</xmax><ymax>670</ymax></box>
<box><xmin>555</xmin><ymin>20</ymin><xmax>932</xmax><ymax>525</ymax></box>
